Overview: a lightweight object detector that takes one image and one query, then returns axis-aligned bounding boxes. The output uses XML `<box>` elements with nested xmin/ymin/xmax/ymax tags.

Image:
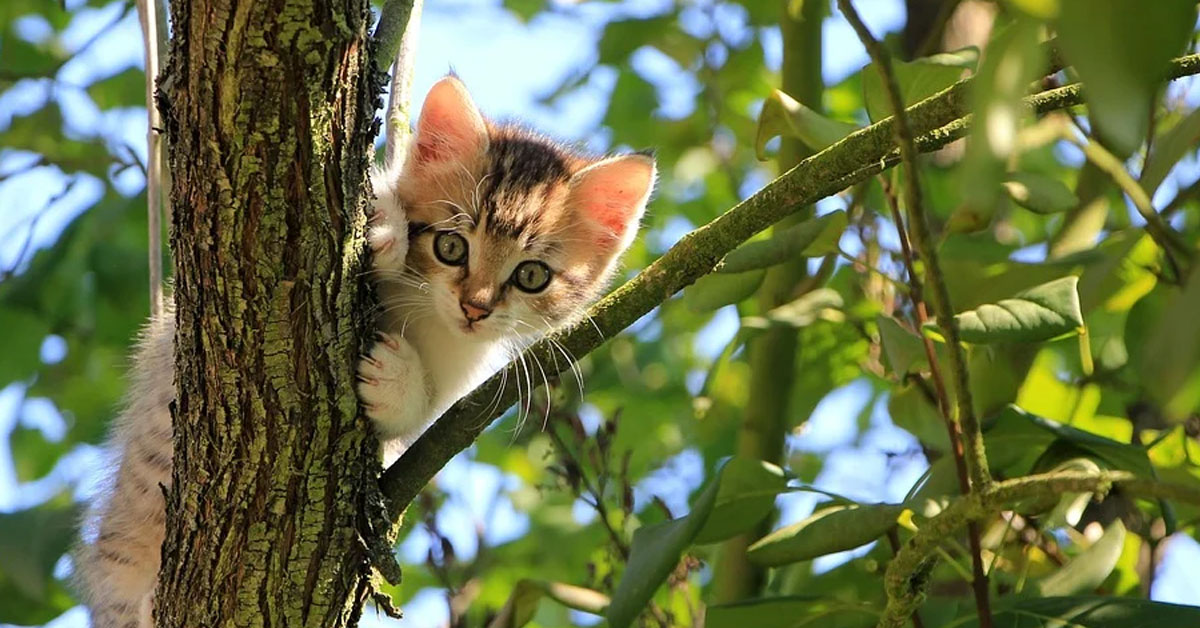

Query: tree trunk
<box><xmin>155</xmin><ymin>0</ymin><xmax>381</xmax><ymax>625</ymax></box>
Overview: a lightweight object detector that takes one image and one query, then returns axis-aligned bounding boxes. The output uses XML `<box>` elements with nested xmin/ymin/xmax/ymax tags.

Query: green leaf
<box><xmin>959</xmin><ymin>18</ymin><xmax>1045</xmax><ymax>226</ymax></box>
<box><xmin>597</xmin><ymin>16</ymin><xmax>678</xmax><ymax>65</ymax></box>
<box><xmin>0</xmin><ymin>500</ymin><xmax>79</xmax><ymax>603</ymax></box>
<box><xmin>719</xmin><ymin>210</ymin><xmax>847</xmax><ymax>274</ymax></box>
<box><xmin>877</xmin><ymin>315</ymin><xmax>926</xmax><ymax>376</ymax></box>
<box><xmin>683</xmin><ymin>270</ymin><xmax>765</xmax><ymax>312</ymax></box>
<box><xmin>989</xmin><ymin>406</ymin><xmax>1154</xmax><ymax>478</ymax></box>
<box><xmin>503</xmin><ymin>0</ymin><xmax>544</xmax><ymax>21</ymax></box>
<box><xmin>488</xmin><ymin>580</ymin><xmax>609</xmax><ymax>628</ymax></box>
<box><xmin>888</xmin><ymin>381</ymin><xmax>951</xmax><ymax>453</ymax></box>
<box><xmin>694</xmin><ymin>458</ymin><xmax>788</xmax><ymax>545</ymax></box>
<box><xmin>0</xmin><ymin>308</ymin><xmax>49</xmax><ymax>388</ymax></box>
<box><xmin>0</xmin><ymin>576</ymin><xmax>74</xmax><ymax>625</ymax></box>
<box><xmin>86</xmin><ymin>66</ymin><xmax>147</xmax><ymax>110</ymax></box>
<box><xmin>1037</xmin><ymin>519</ymin><xmax>1127</xmax><ymax>596</ymax></box>
<box><xmin>743</xmin><ymin>289</ymin><xmax>843</xmax><ymax>330</ymax></box>
<box><xmin>940</xmin><ymin>276</ymin><xmax>1084</xmax><ymax>344</ymax></box>
<box><xmin>1141</xmin><ymin>106</ymin><xmax>1200</xmax><ymax>196</ymax></box>
<box><xmin>1003</xmin><ymin>172</ymin><xmax>1079</xmax><ymax>215</ymax></box>
<box><xmin>1056</xmin><ymin>0</ymin><xmax>1198</xmax><ymax>157</ymax></box>
<box><xmin>959</xmin><ymin>596</ymin><xmax>1200</xmax><ymax>627</ymax></box>
<box><xmin>755</xmin><ymin>89</ymin><xmax>859</xmax><ymax>160</ymax></box>
<box><xmin>605</xmin><ymin>461</ymin><xmax>724</xmax><ymax>628</ymax></box>
<box><xmin>862</xmin><ymin>47</ymin><xmax>978</xmax><ymax>122</ymax></box>
<box><xmin>0</xmin><ymin>35</ymin><xmax>66</xmax><ymax>79</ymax></box>
<box><xmin>1131</xmin><ymin>270</ymin><xmax>1200</xmax><ymax>421</ymax></box>
<box><xmin>746</xmin><ymin>502</ymin><xmax>903</xmax><ymax>567</ymax></box>
<box><xmin>0</xmin><ymin>102</ymin><xmax>112</xmax><ymax>176</ymax></box>
<box><xmin>706</xmin><ymin>595</ymin><xmax>878</xmax><ymax>628</ymax></box>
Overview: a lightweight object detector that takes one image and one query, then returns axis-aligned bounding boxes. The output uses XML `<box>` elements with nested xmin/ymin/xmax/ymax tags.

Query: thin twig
<box><xmin>0</xmin><ymin>177</ymin><xmax>76</xmax><ymax>281</ymax></box>
<box><xmin>1062</xmin><ymin>131</ymin><xmax>1193</xmax><ymax>275</ymax></box>
<box><xmin>136</xmin><ymin>0</ymin><xmax>166</xmax><ymax>317</ymax></box>
<box><xmin>836</xmin><ymin>2</ymin><xmax>992</xmax><ymax>626</ymax></box>
<box><xmin>376</xmin><ymin>0</ymin><xmax>423</xmax><ymax>170</ymax></box>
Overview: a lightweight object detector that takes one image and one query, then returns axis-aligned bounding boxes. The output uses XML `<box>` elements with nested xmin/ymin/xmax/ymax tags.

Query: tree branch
<box><xmin>878</xmin><ymin>470</ymin><xmax>1200</xmax><ymax>627</ymax></box>
<box><xmin>374</xmin><ymin>0</ymin><xmax>423</xmax><ymax>169</ymax></box>
<box><xmin>835</xmin><ymin>2</ymin><xmax>991</xmax><ymax>624</ymax></box>
<box><xmin>135</xmin><ymin>0</ymin><xmax>166</xmax><ymax>317</ymax></box>
<box><xmin>380</xmin><ymin>53</ymin><xmax>1200</xmax><ymax>523</ymax></box>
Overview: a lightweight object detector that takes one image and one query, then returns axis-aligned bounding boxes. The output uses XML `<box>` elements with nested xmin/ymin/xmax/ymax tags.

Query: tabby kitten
<box><xmin>76</xmin><ymin>76</ymin><xmax>655</xmax><ymax>628</ymax></box>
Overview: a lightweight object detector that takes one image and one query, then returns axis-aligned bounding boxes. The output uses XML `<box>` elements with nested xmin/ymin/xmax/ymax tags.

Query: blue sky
<box><xmin>3</xmin><ymin>1</ymin><xmax>1200</xmax><ymax>627</ymax></box>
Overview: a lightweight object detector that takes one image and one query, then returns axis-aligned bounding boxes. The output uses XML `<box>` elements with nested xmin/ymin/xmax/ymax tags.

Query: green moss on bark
<box><xmin>156</xmin><ymin>0</ymin><xmax>383</xmax><ymax>625</ymax></box>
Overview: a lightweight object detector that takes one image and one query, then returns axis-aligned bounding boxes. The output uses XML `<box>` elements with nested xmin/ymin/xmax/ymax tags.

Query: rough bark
<box><xmin>155</xmin><ymin>0</ymin><xmax>381</xmax><ymax>625</ymax></box>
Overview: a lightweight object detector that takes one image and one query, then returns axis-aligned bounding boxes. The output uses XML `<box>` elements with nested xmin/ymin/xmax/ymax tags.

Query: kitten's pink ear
<box><xmin>569</xmin><ymin>154</ymin><xmax>656</xmax><ymax>252</ymax></box>
<box><xmin>410</xmin><ymin>76</ymin><xmax>488</xmax><ymax>169</ymax></box>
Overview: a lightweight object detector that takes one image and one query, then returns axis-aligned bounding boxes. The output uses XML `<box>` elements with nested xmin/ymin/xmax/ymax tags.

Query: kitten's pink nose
<box><xmin>460</xmin><ymin>301</ymin><xmax>492</xmax><ymax>323</ymax></box>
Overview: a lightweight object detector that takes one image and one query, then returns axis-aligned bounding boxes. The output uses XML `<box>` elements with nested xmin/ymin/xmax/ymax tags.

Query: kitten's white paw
<box><xmin>368</xmin><ymin>212</ymin><xmax>409</xmax><ymax>270</ymax></box>
<box><xmin>357</xmin><ymin>332</ymin><xmax>429</xmax><ymax>440</ymax></box>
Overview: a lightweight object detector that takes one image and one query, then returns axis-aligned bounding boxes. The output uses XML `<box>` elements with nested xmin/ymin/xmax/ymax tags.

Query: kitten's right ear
<box><xmin>410</xmin><ymin>76</ymin><xmax>488</xmax><ymax>170</ymax></box>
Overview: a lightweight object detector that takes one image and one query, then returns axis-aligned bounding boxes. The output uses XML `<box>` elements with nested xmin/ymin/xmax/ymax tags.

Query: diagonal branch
<box><xmin>380</xmin><ymin>53</ymin><xmax>1200</xmax><ymax>522</ymax></box>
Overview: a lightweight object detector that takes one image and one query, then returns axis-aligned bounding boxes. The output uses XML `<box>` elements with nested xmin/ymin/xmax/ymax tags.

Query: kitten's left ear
<box><xmin>568</xmin><ymin>154</ymin><xmax>656</xmax><ymax>254</ymax></box>
<box><xmin>410</xmin><ymin>76</ymin><xmax>489</xmax><ymax>171</ymax></box>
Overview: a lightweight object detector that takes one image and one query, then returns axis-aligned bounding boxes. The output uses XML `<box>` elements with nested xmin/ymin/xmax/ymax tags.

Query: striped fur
<box><xmin>76</xmin><ymin>76</ymin><xmax>654</xmax><ymax>626</ymax></box>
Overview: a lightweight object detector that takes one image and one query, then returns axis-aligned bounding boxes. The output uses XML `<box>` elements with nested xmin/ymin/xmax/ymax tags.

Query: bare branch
<box><xmin>135</xmin><ymin>0</ymin><xmax>167</xmax><ymax>317</ymax></box>
<box><xmin>375</xmin><ymin>0</ymin><xmax>423</xmax><ymax>169</ymax></box>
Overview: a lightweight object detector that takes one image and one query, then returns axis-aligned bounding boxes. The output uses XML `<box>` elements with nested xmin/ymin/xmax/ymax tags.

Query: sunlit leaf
<box><xmin>862</xmin><ymin>47</ymin><xmax>978</xmax><ymax>122</ymax></box>
<box><xmin>743</xmin><ymin>289</ymin><xmax>843</xmax><ymax>329</ymax></box>
<box><xmin>746</xmin><ymin>502</ymin><xmax>903</xmax><ymax>566</ymax></box>
<box><xmin>1130</xmin><ymin>270</ymin><xmax>1200</xmax><ymax>421</ymax></box>
<box><xmin>1003</xmin><ymin>171</ymin><xmax>1079</xmax><ymax>215</ymax></box>
<box><xmin>488</xmin><ymin>580</ymin><xmax>609</xmax><ymax>628</ymax></box>
<box><xmin>755</xmin><ymin>89</ymin><xmax>858</xmax><ymax>160</ymax></box>
<box><xmin>719</xmin><ymin>210</ymin><xmax>847</xmax><ymax>274</ymax></box>
<box><xmin>1037</xmin><ymin>519</ymin><xmax>1127</xmax><ymax>596</ymax></box>
<box><xmin>934</xmin><ymin>276</ymin><xmax>1083</xmax><ymax>344</ymax></box>
<box><xmin>683</xmin><ymin>270</ymin><xmax>765</xmax><ymax>312</ymax></box>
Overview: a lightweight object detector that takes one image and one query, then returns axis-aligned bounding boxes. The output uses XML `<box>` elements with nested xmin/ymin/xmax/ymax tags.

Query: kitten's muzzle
<box><xmin>460</xmin><ymin>300</ymin><xmax>492</xmax><ymax>323</ymax></box>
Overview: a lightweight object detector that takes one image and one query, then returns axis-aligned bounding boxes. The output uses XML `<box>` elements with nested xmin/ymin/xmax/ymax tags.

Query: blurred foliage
<box><xmin>4</xmin><ymin>0</ymin><xmax>1200</xmax><ymax>627</ymax></box>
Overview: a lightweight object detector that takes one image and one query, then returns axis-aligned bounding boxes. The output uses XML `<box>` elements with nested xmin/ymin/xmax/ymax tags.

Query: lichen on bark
<box><xmin>155</xmin><ymin>0</ymin><xmax>384</xmax><ymax>625</ymax></box>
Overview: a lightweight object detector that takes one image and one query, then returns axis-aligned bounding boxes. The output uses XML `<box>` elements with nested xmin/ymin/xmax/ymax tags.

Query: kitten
<box><xmin>75</xmin><ymin>76</ymin><xmax>655</xmax><ymax>628</ymax></box>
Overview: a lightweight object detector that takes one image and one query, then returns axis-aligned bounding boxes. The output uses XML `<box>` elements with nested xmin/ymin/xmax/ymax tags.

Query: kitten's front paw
<box><xmin>368</xmin><ymin>212</ymin><xmax>409</xmax><ymax>270</ymax></box>
<box><xmin>358</xmin><ymin>332</ymin><xmax>428</xmax><ymax>440</ymax></box>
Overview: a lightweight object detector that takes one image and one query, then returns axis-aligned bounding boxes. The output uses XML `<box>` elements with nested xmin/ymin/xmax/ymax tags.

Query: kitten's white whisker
<box><xmin>528</xmin><ymin>350</ymin><xmax>552</xmax><ymax>433</ymax></box>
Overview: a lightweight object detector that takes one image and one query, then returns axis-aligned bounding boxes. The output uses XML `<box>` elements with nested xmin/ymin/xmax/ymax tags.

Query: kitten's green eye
<box><xmin>434</xmin><ymin>231</ymin><xmax>468</xmax><ymax>266</ymax></box>
<box><xmin>512</xmin><ymin>261</ymin><xmax>552</xmax><ymax>293</ymax></box>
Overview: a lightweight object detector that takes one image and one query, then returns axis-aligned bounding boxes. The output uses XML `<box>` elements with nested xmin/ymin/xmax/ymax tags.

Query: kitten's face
<box><xmin>385</xmin><ymin>77</ymin><xmax>655</xmax><ymax>343</ymax></box>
